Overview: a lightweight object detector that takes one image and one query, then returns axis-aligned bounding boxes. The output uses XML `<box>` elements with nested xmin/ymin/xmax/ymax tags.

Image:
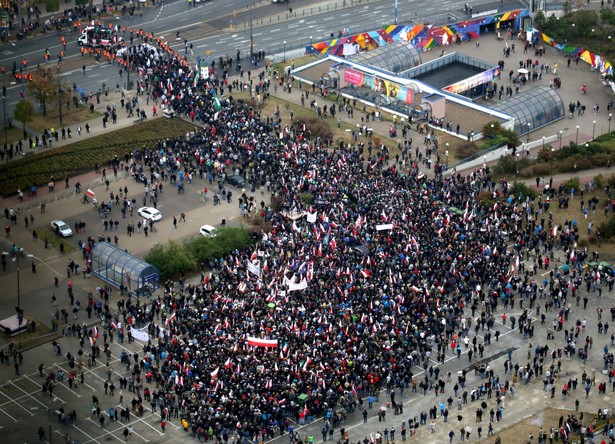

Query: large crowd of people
<box><xmin>71</xmin><ymin>33</ymin><xmax>604</xmax><ymax>442</ymax></box>
<box><xmin>15</xmin><ymin>25</ymin><xmax>609</xmax><ymax>443</ymax></box>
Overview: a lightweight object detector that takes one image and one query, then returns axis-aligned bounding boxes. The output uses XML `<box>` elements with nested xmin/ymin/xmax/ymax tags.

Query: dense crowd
<box><xmin>91</xmin><ymin>49</ymin><xmax>575</xmax><ymax>438</ymax></box>
<box><xmin>43</xmin><ymin>31</ymin><xmax>615</xmax><ymax>443</ymax></box>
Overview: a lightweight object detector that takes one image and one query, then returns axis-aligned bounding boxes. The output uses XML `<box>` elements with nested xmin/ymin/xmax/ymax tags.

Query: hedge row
<box><xmin>0</xmin><ymin>118</ymin><xmax>195</xmax><ymax>197</ymax></box>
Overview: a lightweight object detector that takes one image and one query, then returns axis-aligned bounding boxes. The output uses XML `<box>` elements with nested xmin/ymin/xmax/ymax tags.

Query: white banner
<box><xmin>306</xmin><ymin>212</ymin><xmax>317</xmax><ymax>223</ymax></box>
<box><xmin>284</xmin><ymin>276</ymin><xmax>308</xmax><ymax>292</ymax></box>
<box><xmin>247</xmin><ymin>261</ymin><xmax>261</xmax><ymax>276</ymax></box>
<box><xmin>131</xmin><ymin>325</ymin><xmax>150</xmax><ymax>342</ymax></box>
<box><xmin>376</xmin><ymin>224</ymin><xmax>394</xmax><ymax>231</ymax></box>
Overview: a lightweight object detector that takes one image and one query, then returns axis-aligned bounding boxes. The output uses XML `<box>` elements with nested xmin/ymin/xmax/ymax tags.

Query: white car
<box><xmin>138</xmin><ymin>207</ymin><xmax>162</xmax><ymax>222</ymax></box>
<box><xmin>199</xmin><ymin>224</ymin><xmax>218</xmax><ymax>237</ymax></box>
<box><xmin>51</xmin><ymin>220</ymin><xmax>73</xmax><ymax>237</ymax></box>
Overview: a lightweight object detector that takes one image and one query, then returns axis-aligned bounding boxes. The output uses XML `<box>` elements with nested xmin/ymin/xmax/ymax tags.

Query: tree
<box><xmin>74</xmin><ymin>0</ymin><xmax>88</xmax><ymax>5</ymax></box>
<box><xmin>27</xmin><ymin>68</ymin><xmax>72</xmax><ymax>122</ymax></box>
<box><xmin>13</xmin><ymin>100</ymin><xmax>33</xmax><ymax>140</ymax></box>
<box><xmin>534</xmin><ymin>11</ymin><xmax>546</xmax><ymax>29</ymax></box>
<box><xmin>27</xmin><ymin>68</ymin><xmax>57</xmax><ymax>117</ymax></box>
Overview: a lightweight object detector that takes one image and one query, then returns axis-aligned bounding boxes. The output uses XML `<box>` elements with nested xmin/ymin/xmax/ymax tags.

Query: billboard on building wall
<box><xmin>344</xmin><ymin>67</ymin><xmax>365</xmax><ymax>86</ymax></box>
<box><xmin>442</xmin><ymin>67</ymin><xmax>501</xmax><ymax>94</ymax></box>
<box><xmin>373</xmin><ymin>76</ymin><xmax>413</xmax><ymax>104</ymax></box>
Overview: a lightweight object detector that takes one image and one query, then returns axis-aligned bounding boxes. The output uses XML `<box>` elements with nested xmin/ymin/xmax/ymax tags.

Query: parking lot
<box><xmin>0</xmin><ymin>332</ymin><xmax>186</xmax><ymax>444</ymax></box>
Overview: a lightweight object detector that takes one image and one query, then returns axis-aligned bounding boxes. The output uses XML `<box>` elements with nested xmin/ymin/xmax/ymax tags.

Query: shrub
<box><xmin>509</xmin><ymin>182</ymin><xmax>536</xmax><ymax>200</ymax></box>
<box><xmin>300</xmin><ymin>193</ymin><xmax>315</xmax><ymax>205</ymax></box>
<box><xmin>295</xmin><ymin>116</ymin><xmax>333</xmax><ymax>141</ymax></box>
<box><xmin>270</xmin><ymin>196</ymin><xmax>286</xmax><ymax>212</ymax></box>
<box><xmin>557</xmin><ymin>142</ymin><xmax>606</xmax><ymax>160</ymax></box>
<box><xmin>481</xmin><ymin>121</ymin><xmax>519</xmax><ymax>149</ymax></box>
<box><xmin>482</xmin><ymin>121</ymin><xmax>502</xmax><ymax>139</ymax></box>
<box><xmin>187</xmin><ymin>227</ymin><xmax>252</xmax><ymax>263</ymax></box>
<box><xmin>561</xmin><ymin>177</ymin><xmax>581</xmax><ymax>193</ymax></box>
<box><xmin>536</xmin><ymin>147</ymin><xmax>555</xmax><ymax>162</ymax></box>
<box><xmin>594</xmin><ymin>174</ymin><xmax>606</xmax><ymax>190</ymax></box>
<box><xmin>591</xmin><ymin>153</ymin><xmax>614</xmax><ymax>167</ymax></box>
<box><xmin>579</xmin><ymin>238</ymin><xmax>589</xmax><ymax>247</ymax></box>
<box><xmin>601</xmin><ymin>8</ymin><xmax>615</xmax><ymax>26</ymax></box>
<box><xmin>493</xmin><ymin>154</ymin><xmax>531</xmax><ymax>175</ymax></box>
<box><xmin>477</xmin><ymin>191</ymin><xmax>494</xmax><ymax>205</ymax></box>
<box><xmin>146</xmin><ymin>227</ymin><xmax>253</xmax><ymax>280</ymax></box>
<box><xmin>531</xmin><ymin>163</ymin><xmax>551</xmax><ymax>176</ymax></box>
<box><xmin>598</xmin><ymin>216</ymin><xmax>615</xmax><ymax>239</ymax></box>
<box><xmin>456</xmin><ymin>142</ymin><xmax>481</xmax><ymax>160</ymax></box>
<box><xmin>145</xmin><ymin>240</ymin><xmax>197</xmax><ymax>280</ymax></box>
<box><xmin>45</xmin><ymin>0</ymin><xmax>59</xmax><ymax>12</ymax></box>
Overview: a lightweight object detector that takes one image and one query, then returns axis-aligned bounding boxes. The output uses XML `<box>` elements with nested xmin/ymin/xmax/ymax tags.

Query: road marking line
<box><xmin>8</xmin><ymin>380</ymin><xmax>58</xmax><ymax>408</ymax></box>
<box><xmin>0</xmin><ymin>406</ymin><xmax>18</xmax><ymax>422</ymax></box>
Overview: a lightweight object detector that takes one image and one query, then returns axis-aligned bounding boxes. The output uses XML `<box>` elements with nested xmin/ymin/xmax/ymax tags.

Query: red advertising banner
<box><xmin>344</xmin><ymin>67</ymin><xmax>364</xmax><ymax>86</ymax></box>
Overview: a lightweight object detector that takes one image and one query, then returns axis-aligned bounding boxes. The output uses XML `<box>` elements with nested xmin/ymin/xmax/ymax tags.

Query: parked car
<box><xmin>199</xmin><ymin>224</ymin><xmax>219</xmax><ymax>237</ymax></box>
<box><xmin>138</xmin><ymin>207</ymin><xmax>162</xmax><ymax>222</ymax></box>
<box><xmin>51</xmin><ymin>220</ymin><xmax>73</xmax><ymax>237</ymax></box>
<box><xmin>226</xmin><ymin>175</ymin><xmax>245</xmax><ymax>188</ymax></box>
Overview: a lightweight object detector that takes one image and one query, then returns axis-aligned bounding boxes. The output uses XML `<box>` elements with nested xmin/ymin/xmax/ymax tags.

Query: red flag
<box><xmin>165</xmin><ymin>312</ymin><xmax>176</xmax><ymax>326</ymax></box>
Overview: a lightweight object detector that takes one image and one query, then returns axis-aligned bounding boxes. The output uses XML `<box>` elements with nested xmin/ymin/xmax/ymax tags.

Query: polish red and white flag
<box><xmin>247</xmin><ymin>337</ymin><xmax>279</xmax><ymax>348</ymax></box>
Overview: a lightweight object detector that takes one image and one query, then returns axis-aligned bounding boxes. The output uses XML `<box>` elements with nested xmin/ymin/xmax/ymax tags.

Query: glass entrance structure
<box><xmin>491</xmin><ymin>85</ymin><xmax>565</xmax><ymax>135</ymax></box>
<box><xmin>91</xmin><ymin>242</ymin><xmax>159</xmax><ymax>295</ymax></box>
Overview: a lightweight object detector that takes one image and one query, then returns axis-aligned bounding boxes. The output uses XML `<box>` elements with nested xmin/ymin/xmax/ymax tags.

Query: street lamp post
<box><xmin>249</xmin><ymin>16</ymin><xmax>254</xmax><ymax>57</ymax></box>
<box><xmin>542</xmin><ymin>136</ymin><xmax>545</xmax><ymax>149</ymax></box>
<box><xmin>576</xmin><ymin>125</ymin><xmax>579</xmax><ymax>144</ymax></box>
<box><xmin>445</xmin><ymin>144</ymin><xmax>449</xmax><ymax>170</ymax></box>
<box><xmin>48</xmin><ymin>402</ymin><xmax>53</xmax><ymax>444</ymax></box>
<box><xmin>526</xmin><ymin>123</ymin><xmax>531</xmax><ymax>144</ymax></box>
<box><xmin>11</xmin><ymin>248</ymin><xmax>32</xmax><ymax>328</ymax></box>
<box><xmin>57</xmin><ymin>78</ymin><xmax>63</xmax><ymax>127</ymax></box>
<box><xmin>593</xmin><ymin>120</ymin><xmax>596</xmax><ymax>139</ymax></box>
<box><xmin>551</xmin><ymin>147</ymin><xmax>555</xmax><ymax>173</ymax></box>
<box><xmin>126</xmin><ymin>53</ymin><xmax>131</xmax><ymax>91</ymax></box>
<box><xmin>48</xmin><ymin>398</ymin><xmax>64</xmax><ymax>444</ymax></box>
<box><xmin>516</xmin><ymin>153</ymin><xmax>520</xmax><ymax>176</ymax></box>
<box><xmin>283</xmin><ymin>41</ymin><xmax>287</xmax><ymax>62</ymax></box>
<box><xmin>2</xmin><ymin>85</ymin><xmax>6</xmax><ymax>147</ymax></box>
<box><xmin>394</xmin><ymin>0</ymin><xmax>398</xmax><ymax>25</ymax></box>
<box><xmin>559</xmin><ymin>130</ymin><xmax>563</xmax><ymax>150</ymax></box>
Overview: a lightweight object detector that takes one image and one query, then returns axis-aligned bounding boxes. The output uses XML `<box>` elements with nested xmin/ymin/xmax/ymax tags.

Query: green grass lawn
<box><xmin>0</xmin><ymin>118</ymin><xmax>196</xmax><ymax>198</ymax></box>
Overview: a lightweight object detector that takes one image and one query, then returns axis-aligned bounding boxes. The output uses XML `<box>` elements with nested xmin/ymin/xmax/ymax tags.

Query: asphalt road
<box><xmin>0</xmin><ymin>0</ymin><xmax>518</xmax><ymax>120</ymax></box>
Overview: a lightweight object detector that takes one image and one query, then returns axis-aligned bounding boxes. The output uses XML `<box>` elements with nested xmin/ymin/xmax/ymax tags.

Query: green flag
<box><xmin>212</xmin><ymin>91</ymin><xmax>222</xmax><ymax>111</ymax></box>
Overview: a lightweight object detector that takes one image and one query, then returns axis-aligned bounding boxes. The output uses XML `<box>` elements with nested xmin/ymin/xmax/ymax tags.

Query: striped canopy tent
<box><xmin>580</xmin><ymin>50</ymin><xmax>595</xmax><ymax>66</ymax></box>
